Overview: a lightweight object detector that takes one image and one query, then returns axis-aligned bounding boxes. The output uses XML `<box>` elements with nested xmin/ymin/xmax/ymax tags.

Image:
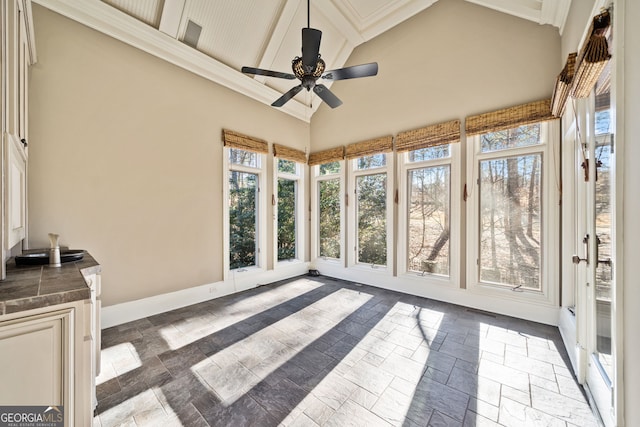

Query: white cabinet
<box><xmin>0</xmin><ymin>309</ymin><xmax>70</xmax><ymax>406</ymax></box>
<box><xmin>1</xmin><ymin>0</ymin><xmax>36</xmax><ymax>279</ymax></box>
<box><xmin>0</xmin><ymin>301</ymin><xmax>93</xmax><ymax>427</ymax></box>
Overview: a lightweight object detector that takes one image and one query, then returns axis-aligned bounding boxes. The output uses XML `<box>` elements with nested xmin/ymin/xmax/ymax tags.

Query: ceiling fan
<box><xmin>241</xmin><ymin>0</ymin><xmax>378</xmax><ymax>109</ymax></box>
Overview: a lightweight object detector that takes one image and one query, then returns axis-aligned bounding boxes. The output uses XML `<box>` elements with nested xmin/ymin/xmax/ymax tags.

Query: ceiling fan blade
<box><xmin>323</xmin><ymin>62</ymin><xmax>378</xmax><ymax>81</ymax></box>
<box><xmin>302</xmin><ymin>28</ymin><xmax>322</xmax><ymax>72</ymax></box>
<box><xmin>241</xmin><ymin>66</ymin><xmax>296</xmax><ymax>80</ymax></box>
<box><xmin>272</xmin><ymin>85</ymin><xmax>303</xmax><ymax>107</ymax></box>
<box><xmin>313</xmin><ymin>84</ymin><xmax>342</xmax><ymax>109</ymax></box>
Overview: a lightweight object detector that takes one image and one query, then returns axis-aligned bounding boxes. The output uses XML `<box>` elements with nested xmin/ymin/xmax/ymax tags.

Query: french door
<box><xmin>574</xmin><ymin>64</ymin><xmax>616</xmax><ymax>426</ymax></box>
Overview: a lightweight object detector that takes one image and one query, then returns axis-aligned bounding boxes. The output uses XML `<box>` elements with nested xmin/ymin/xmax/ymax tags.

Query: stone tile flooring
<box><xmin>94</xmin><ymin>276</ymin><xmax>599</xmax><ymax>427</ymax></box>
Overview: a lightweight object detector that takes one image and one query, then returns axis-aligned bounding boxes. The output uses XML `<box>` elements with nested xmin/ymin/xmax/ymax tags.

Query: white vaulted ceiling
<box><xmin>33</xmin><ymin>0</ymin><xmax>571</xmax><ymax>122</ymax></box>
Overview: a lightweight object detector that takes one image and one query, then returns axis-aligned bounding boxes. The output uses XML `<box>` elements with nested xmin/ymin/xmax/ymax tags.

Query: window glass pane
<box><xmin>277</xmin><ymin>178</ymin><xmax>296</xmax><ymax>261</ymax></box>
<box><xmin>318</xmin><ymin>179</ymin><xmax>340</xmax><ymax>258</ymax></box>
<box><xmin>408</xmin><ymin>166</ymin><xmax>450</xmax><ymax>275</ymax></box>
<box><xmin>408</xmin><ymin>145</ymin><xmax>450</xmax><ymax>162</ymax></box>
<box><xmin>480</xmin><ymin>124</ymin><xmax>541</xmax><ymax>153</ymax></box>
<box><xmin>357</xmin><ymin>173</ymin><xmax>387</xmax><ymax>265</ymax></box>
<box><xmin>229</xmin><ymin>171</ymin><xmax>257</xmax><ymax>269</ymax></box>
<box><xmin>479</xmin><ymin>154</ymin><xmax>542</xmax><ymax>289</ymax></box>
<box><xmin>319</xmin><ymin>161</ymin><xmax>340</xmax><ymax>175</ymax></box>
<box><xmin>356</xmin><ymin>154</ymin><xmax>386</xmax><ymax>170</ymax></box>
<box><xmin>229</xmin><ymin>148</ymin><xmax>258</xmax><ymax>167</ymax></box>
<box><xmin>278</xmin><ymin>159</ymin><xmax>297</xmax><ymax>174</ymax></box>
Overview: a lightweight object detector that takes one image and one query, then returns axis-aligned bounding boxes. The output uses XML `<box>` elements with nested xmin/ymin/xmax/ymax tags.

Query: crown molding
<box><xmin>32</xmin><ymin>0</ymin><xmax>313</xmax><ymax>122</ymax></box>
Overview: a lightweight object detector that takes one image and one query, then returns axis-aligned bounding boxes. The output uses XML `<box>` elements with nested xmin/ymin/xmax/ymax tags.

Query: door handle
<box><xmin>572</xmin><ymin>255</ymin><xmax>587</xmax><ymax>265</ymax></box>
<box><xmin>595</xmin><ymin>235</ymin><xmax>613</xmax><ymax>267</ymax></box>
<box><xmin>572</xmin><ymin>234</ymin><xmax>590</xmax><ymax>265</ymax></box>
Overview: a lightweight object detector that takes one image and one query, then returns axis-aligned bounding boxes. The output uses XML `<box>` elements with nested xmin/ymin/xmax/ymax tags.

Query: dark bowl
<box><xmin>15</xmin><ymin>250</ymin><xmax>85</xmax><ymax>266</ymax></box>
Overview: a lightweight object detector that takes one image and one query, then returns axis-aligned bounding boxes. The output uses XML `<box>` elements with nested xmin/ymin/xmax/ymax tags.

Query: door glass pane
<box><xmin>479</xmin><ymin>154</ymin><xmax>542</xmax><ymax>289</ymax></box>
<box><xmin>357</xmin><ymin>173</ymin><xmax>386</xmax><ymax>265</ymax></box>
<box><xmin>277</xmin><ymin>178</ymin><xmax>296</xmax><ymax>261</ymax></box>
<box><xmin>229</xmin><ymin>171</ymin><xmax>257</xmax><ymax>269</ymax></box>
<box><xmin>594</xmin><ymin>75</ymin><xmax>613</xmax><ymax>380</ymax></box>
<box><xmin>318</xmin><ymin>179</ymin><xmax>340</xmax><ymax>259</ymax></box>
<box><xmin>408</xmin><ymin>166</ymin><xmax>450</xmax><ymax>275</ymax></box>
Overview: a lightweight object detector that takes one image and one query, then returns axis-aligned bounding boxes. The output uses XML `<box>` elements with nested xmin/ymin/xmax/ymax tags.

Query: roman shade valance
<box><xmin>570</xmin><ymin>9</ymin><xmax>612</xmax><ymax>99</ymax></box>
<box><xmin>465</xmin><ymin>99</ymin><xmax>555</xmax><ymax>136</ymax></box>
<box><xmin>222</xmin><ymin>129</ymin><xmax>268</xmax><ymax>154</ymax></box>
<box><xmin>551</xmin><ymin>52</ymin><xmax>577</xmax><ymax>117</ymax></box>
<box><xmin>345</xmin><ymin>136</ymin><xmax>394</xmax><ymax>160</ymax></box>
<box><xmin>273</xmin><ymin>143</ymin><xmax>307</xmax><ymax>163</ymax></box>
<box><xmin>308</xmin><ymin>146</ymin><xmax>345</xmax><ymax>166</ymax></box>
<box><xmin>395</xmin><ymin>120</ymin><xmax>461</xmax><ymax>153</ymax></box>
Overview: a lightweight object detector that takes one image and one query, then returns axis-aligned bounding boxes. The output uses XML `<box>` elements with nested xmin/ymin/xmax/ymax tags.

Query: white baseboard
<box><xmin>316</xmin><ymin>263</ymin><xmax>561</xmax><ymax>326</ymax></box>
<box><xmin>102</xmin><ymin>260</ymin><xmax>560</xmax><ymax>329</ymax></box>
<box><xmin>101</xmin><ymin>262</ymin><xmax>309</xmax><ymax>329</ymax></box>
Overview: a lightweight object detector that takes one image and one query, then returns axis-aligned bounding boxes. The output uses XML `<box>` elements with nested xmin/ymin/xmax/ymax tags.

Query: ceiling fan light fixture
<box><xmin>292</xmin><ymin>57</ymin><xmax>325</xmax><ymax>79</ymax></box>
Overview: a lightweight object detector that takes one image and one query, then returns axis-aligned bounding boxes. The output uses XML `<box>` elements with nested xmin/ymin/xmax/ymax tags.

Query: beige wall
<box><xmin>311</xmin><ymin>0</ymin><xmax>561</xmax><ymax>149</ymax></box>
<box><xmin>28</xmin><ymin>6</ymin><xmax>310</xmax><ymax>306</ymax></box>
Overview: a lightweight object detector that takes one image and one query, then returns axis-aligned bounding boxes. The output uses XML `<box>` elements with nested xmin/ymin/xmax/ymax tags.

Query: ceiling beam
<box><xmin>158</xmin><ymin>0</ymin><xmax>185</xmax><ymax>39</ymax></box>
<box><xmin>254</xmin><ymin>0</ymin><xmax>303</xmax><ymax>85</ymax></box>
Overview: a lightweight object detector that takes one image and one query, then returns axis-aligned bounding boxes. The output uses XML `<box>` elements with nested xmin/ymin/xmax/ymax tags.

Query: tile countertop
<box><xmin>0</xmin><ymin>251</ymin><xmax>101</xmax><ymax>316</ymax></box>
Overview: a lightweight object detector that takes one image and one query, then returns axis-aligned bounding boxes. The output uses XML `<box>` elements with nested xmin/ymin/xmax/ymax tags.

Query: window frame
<box><xmin>466</xmin><ymin>121</ymin><xmax>560</xmax><ymax>305</ymax></box>
<box><xmin>223</xmin><ymin>147</ymin><xmax>268</xmax><ymax>281</ymax></box>
<box><xmin>397</xmin><ymin>143</ymin><xmax>461</xmax><ymax>286</ymax></box>
<box><xmin>273</xmin><ymin>157</ymin><xmax>305</xmax><ymax>268</ymax></box>
<box><xmin>310</xmin><ymin>160</ymin><xmax>346</xmax><ymax>268</ymax></box>
<box><xmin>346</xmin><ymin>153</ymin><xmax>394</xmax><ymax>273</ymax></box>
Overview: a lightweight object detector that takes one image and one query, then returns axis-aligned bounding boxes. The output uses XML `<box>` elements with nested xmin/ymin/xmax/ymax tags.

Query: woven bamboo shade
<box><xmin>395</xmin><ymin>120</ymin><xmax>460</xmax><ymax>153</ymax></box>
<box><xmin>550</xmin><ymin>52</ymin><xmax>577</xmax><ymax>116</ymax></box>
<box><xmin>308</xmin><ymin>146</ymin><xmax>345</xmax><ymax>166</ymax></box>
<box><xmin>345</xmin><ymin>136</ymin><xmax>393</xmax><ymax>159</ymax></box>
<box><xmin>570</xmin><ymin>10</ymin><xmax>611</xmax><ymax>98</ymax></box>
<box><xmin>222</xmin><ymin>129</ymin><xmax>268</xmax><ymax>153</ymax></box>
<box><xmin>465</xmin><ymin>99</ymin><xmax>555</xmax><ymax>136</ymax></box>
<box><xmin>273</xmin><ymin>143</ymin><xmax>306</xmax><ymax>163</ymax></box>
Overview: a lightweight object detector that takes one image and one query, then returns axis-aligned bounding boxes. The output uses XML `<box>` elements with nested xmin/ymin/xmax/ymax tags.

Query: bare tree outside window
<box><xmin>408</xmin><ymin>166</ymin><xmax>450</xmax><ymax>275</ymax></box>
<box><xmin>479</xmin><ymin>125</ymin><xmax>542</xmax><ymax>289</ymax></box>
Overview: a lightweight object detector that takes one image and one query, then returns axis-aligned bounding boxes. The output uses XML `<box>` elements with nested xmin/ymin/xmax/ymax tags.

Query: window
<box><xmin>407</xmin><ymin>147</ymin><xmax>451</xmax><ymax>276</ymax></box>
<box><xmin>275</xmin><ymin>158</ymin><xmax>301</xmax><ymax>263</ymax></box>
<box><xmin>398</xmin><ymin>143</ymin><xmax>460</xmax><ymax>282</ymax></box>
<box><xmin>348</xmin><ymin>153</ymin><xmax>393</xmax><ymax>269</ymax></box>
<box><xmin>467</xmin><ymin>120</ymin><xmax>559</xmax><ymax>301</ymax></box>
<box><xmin>478</xmin><ymin>125</ymin><xmax>542</xmax><ymax>289</ymax></box>
<box><xmin>225</xmin><ymin>147</ymin><xmax>266</xmax><ymax>274</ymax></box>
<box><xmin>313</xmin><ymin>160</ymin><xmax>344</xmax><ymax>261</ymax></box>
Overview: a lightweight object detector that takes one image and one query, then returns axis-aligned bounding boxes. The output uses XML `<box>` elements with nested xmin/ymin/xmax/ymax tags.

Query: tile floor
<box><xmin>94</xmin><ymin>276</ymin><xmax>599</xmax><ymax>427</ymax></box>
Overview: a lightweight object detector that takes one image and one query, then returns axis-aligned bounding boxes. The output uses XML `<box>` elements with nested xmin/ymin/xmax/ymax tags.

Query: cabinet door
<box><xmin>0</xmin><ymin>309</ymin><xmax>71</xmax><ymax>405</ymax></box>
<box><xmin>6</xmin><ymin>133</ymin><xmax>26</xmax><ymax>248</ymax></box>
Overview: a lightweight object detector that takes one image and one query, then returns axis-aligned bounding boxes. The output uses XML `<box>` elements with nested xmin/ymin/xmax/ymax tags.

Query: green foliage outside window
<box><xmin>229</xmin><ymin>171</ymin><xmax>257</xmax><ymax>269</ymax></box>
<box><xmin>278</xmin><ymin>178</ymin><xmax>297</xmax><ymax>261</ymax></box>
<box><xmin>319</xmin><ymin>179</ymin><xmax>340</xmax><ymax>258</ymax></box>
